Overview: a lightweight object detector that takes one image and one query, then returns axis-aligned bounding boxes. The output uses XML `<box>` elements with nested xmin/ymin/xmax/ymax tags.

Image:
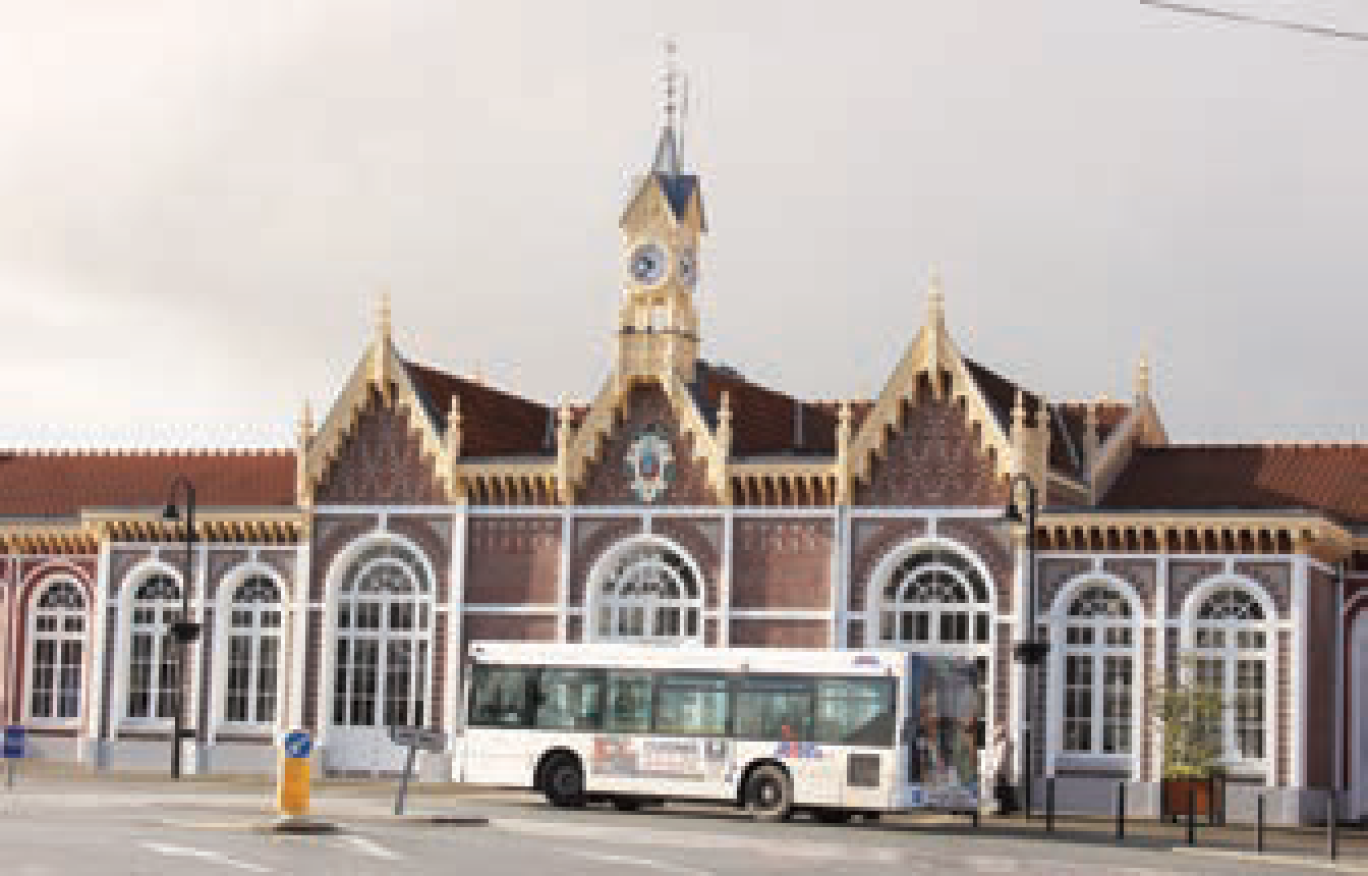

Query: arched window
<box><xmin>1062</xmin><ymin>585</ymin><xmax>1134</xmax><ymax>754</ymax></box>
<box><xmin>333</xmin><ymin>544</ymin><xmax>432</xmax><ymax>729</ymax></box>
<box><xmin>127</xmin><ymin>574</ymin><xmax>182</xmax><ymax>720</ymax></box>
<box><xmin>595</xmin><ymin>543</ymin><xmax>701</xmax><ymax>643</ymax></box>
<box><xmin>29</xmin><ymin>580</ymin><xmax>86</xmax><ymax>720</ymax></box>
<box><xmin>1190</xmin><ymin>586</ymin><xmax>1268</xmax><ymax>761</ymax></box>
<box><xmin>223</xmin><ymin>575</ymin><xmax>282</xmax><ymax>726</ymax></box>
<box><xmin>877</xmin><ymin>547</ymin><xmax>991</xmax><ymax>646</ymax></box>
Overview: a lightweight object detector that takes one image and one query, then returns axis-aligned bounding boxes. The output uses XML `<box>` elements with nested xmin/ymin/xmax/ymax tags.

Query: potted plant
<box><xmin>1151</xmin><ymin>660</ymin><xmax>1227</xmax><ymax>823</ymax></box>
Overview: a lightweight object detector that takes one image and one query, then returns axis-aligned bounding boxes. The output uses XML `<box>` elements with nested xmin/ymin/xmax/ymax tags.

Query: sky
<box><xmin>1</xmin><ymin>0</ymin><xmax>1365</xmax><ymax>448</ymax></box>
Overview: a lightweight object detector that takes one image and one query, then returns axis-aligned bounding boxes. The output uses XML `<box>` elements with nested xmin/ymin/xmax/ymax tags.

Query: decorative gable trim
<box><xmin>301</xmin><ymin>340</ymin><xmax>454</xmax><ymax>506</ymax></box>
<box><xmin>559</xmin><ymin>370</ymin><xmax>728</xmax><ymax>505</ymax></box>
<box><xmin>845</xmin><ymin>288</ymin><xmax>1017</xmax><ymax>491</ymax></box>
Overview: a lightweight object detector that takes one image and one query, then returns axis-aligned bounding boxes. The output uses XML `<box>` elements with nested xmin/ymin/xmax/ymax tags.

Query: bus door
<box><xmin>811</xmin><ymin>676</ymin><xmax>898</xmax><ymax>810</ymax></box>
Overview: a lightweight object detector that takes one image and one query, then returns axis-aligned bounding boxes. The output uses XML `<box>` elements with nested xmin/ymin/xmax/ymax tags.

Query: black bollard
<box><xmin>972</xmin><ymin>807</ymin><xmax>980</xmax><ymax>829</ymax></box>
<box><xmin>1186</xmin><ymin>787</ymin><xmax>1195</xmax><ymax>846</ymax></box>
<box><xmin>1045</xmin><ymin>777</ymin><xmax>1056</xmax><ymax>833</ymax></box>
<box><xmin>1256</xmin><ymin>794</ymin><xmax>1264</xmax><ymax>854</ymax></box>
<box><xmin>1328</xmin><ymin>792</ymin><xmax>1338</xmax><ymax>861</ymax></box>
<box><xmin>1116</xmin><ymin>781</ymin><xmax>1126</xmax><ymax>841</ymax></box>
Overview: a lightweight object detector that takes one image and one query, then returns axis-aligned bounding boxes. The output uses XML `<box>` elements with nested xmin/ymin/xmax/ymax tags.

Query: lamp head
<box><xmin>161</xmin><ymin>503</ymin><xmax>181</xmax><ymax>523</ymax></box>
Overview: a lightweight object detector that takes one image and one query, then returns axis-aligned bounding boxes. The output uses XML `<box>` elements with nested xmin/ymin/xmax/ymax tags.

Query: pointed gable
<box><xmin>314</xmin><ymin>387</ymin><xmax>447</xmax><ymax>505</ymax></box>
<box><xmin>576</xmin><ymin>382</ymin><xmax>719</xmax><ymax>506</ymax></box>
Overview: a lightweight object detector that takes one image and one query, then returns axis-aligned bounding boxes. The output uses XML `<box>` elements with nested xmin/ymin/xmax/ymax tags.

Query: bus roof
<box><xmin>466</xmin><ymin>642</ymin><xmax>942</xmax><ymax>676</ymax></box>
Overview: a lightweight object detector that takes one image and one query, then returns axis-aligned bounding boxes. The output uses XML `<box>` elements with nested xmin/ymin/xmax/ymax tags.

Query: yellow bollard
<box><xmin>277</xmin><ymin>731</ymin><xmax>312</xmax><ymax>819</ymax></box>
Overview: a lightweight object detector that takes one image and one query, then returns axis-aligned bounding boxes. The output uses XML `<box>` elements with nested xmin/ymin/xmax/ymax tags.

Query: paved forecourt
<box><xmin>0</xmin><ymin>777</ymin><xmax>1350</xmax><ymax>875</ymax></box>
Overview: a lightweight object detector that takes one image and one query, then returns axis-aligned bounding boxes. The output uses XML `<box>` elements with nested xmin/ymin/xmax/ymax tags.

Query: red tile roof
<box><xmin>0</xmin><ymin>450</ymin><xmax>296</xmax><ymax>517</ymax></box>
<box><xmin>1101</xmin><ymin>445</ymin><xmax>1368</xmax><ymax>525</ymax></box>
<box><xmin>403</xmin><ymin>359</ymin><xmax>554</xmax><ymax>457</ymax></box>
<box><xmin>692</xmin><ymin>363</ymin><xmax>837</xmax><ymax>456</ymax></box>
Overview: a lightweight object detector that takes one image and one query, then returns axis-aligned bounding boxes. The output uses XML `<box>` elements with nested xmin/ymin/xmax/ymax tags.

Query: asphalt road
<box><xmin>0</xmin><ymin>784</ymin><xmax>1344</xmax><ymax>875</ymax></box>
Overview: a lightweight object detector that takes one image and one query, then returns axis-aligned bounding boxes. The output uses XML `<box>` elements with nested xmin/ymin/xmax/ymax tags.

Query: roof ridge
<box><xmin>1158</xmin><ymin>442</ymin><xmax>1368</xmax><ymax>451</ymax></box>
<box><xmin>402</xmin><ymin>356</ymin><xmax>550</xmax><ymax>410</ymax></box>
<box><xmin>0</xmin><ymin>446</ymin><xmax>295</xmax><ymax>457</ymax></box>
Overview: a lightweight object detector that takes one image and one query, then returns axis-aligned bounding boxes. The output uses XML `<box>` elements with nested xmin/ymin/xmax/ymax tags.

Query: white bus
<box><xmin>458</xmin><ymin>642</ymin><xmax>981</xmax><ymax>822</ymax></box>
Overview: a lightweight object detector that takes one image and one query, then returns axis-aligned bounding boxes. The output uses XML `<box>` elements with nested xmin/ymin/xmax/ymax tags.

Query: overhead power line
<box><xmin>1139</xmin><ymin>0</ymin><xmax>1368</xmax><ymax>42</ymax></box>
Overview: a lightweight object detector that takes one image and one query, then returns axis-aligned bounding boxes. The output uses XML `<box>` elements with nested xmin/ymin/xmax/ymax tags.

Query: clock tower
<box><xmin>616</xmin><ymin>46</ymin><xmax>707</xmax><ymax>386</ymax></box>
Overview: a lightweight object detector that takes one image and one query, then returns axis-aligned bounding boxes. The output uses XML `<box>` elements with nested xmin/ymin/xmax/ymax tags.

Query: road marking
<box><xmin>338</xmin><ymin>834</ymin><xmax>403</xmax><ymax>861</ymax></box>
<box><xmin>492</xmin><ymin>818</ymin><xmax>898</xmax><ymax>863</ymax></box>
<box><xmin>140</xmin><ymin>841</ymin><xmax>272</xmax><ymax>873</ymax></box>
<box><xmin>556</xmin><ymin>845</ymin><xmax>713</xmax><ymax>875</ymax></box>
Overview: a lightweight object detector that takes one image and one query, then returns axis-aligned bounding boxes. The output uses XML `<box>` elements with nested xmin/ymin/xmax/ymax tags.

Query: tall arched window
<box><xmin>595</xmin><ymin>543</ymin><xmax>702</xmax><ymax>644</ymax></box>
<box><xmin>223</xmin><ymin>575</ymin><xmax>282</xmax><ymax>726</ymax></box>
<box><xmin>877</xmin><ymin>547</ymin><xmax>991</xmax><ymax>646</ymax></box>
<box><xmin>333</xmin><ymin>544</ymin><xmax>431</xmax><ymax>729</ymax></box>
<box><xmin>1062</xmin><ymin>585</ymin><xmax>1134</xmax><ymax>754</ymax></box>
<box><xmin>29</xmin><ymin>580</ymin><xmax>87</xmax><ymax>721</ymax></box>
<box><xmin>1189</xmin><ymin>586</ymin><xmax>1268</xmax><ymax>761</ymax></box>
<box><xmin>127</xmin><ymin>574</ymin><xmax>182</xmax><ymax>720</ymax></box>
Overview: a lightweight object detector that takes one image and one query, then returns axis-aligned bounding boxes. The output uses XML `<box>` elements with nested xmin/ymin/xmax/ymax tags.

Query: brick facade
<box><xmin>577</xmin><ymin>383</ymin><xmax>719</xmax><ymax>506</ymax></box>
<box><xmin>464</xmin><ymin>517</ymin><xmax>561</xmax><ymax>605</ymax></box>
<box><xmin>315</xmin><ymin>388</ymin><xmax>447</xmax><ymax>505</ymax></box>
<box><xmin>852</xmin><ymin>397</ymin><xmax>1008</xmax><ymax>508</ymax></box>
<box><xmin>731</xmin><ymin>518</ymin><xmax>832</xmax><ymax>610</ymax></box>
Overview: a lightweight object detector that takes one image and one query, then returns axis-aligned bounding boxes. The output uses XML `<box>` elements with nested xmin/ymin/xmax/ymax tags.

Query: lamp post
<box><xmin>1004</xmin><ymin>473</ymin><xmax>1048</xmax><ymax>819</ymax></box>
<box><xmin>161</xmin><ymin>476</ymin><xmax>202</xmax><ymax>780</ymax></box>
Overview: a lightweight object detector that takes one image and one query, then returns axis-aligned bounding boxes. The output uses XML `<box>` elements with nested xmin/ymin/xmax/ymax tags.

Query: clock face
<box><xmin>676</xmin><ymin>248</ymin><xmax>698</xmax><ymax>287</ymax></box>
<box><xmin>629</xmin><ymin>242</ymin><xmax>667</xmax><ymax>286</ymax></box>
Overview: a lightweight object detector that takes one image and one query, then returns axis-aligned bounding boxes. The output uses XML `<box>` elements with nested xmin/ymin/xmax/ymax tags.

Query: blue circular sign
<box><xmin>283</xmin><ymin>731</ymin><xmax>312</xmax><ymax>759</ymax></box>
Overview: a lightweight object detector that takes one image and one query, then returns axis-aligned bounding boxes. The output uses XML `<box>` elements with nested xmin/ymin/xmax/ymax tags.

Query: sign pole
<box><xmin>395</xmin><ymin>744</ymin><xmax>418</xmax><ymax>816</ymax></box>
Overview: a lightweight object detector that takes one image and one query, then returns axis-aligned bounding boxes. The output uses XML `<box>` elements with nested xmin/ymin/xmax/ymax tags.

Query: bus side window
<box><xmin>534</xmin><ymin>668</ymin><xmax>605</xmax><ymax>731</ymax></box>
<box><xmin>469</xmin><ymin>664</ymin><xmax>534</xmax><ymax>728</ymax></box>
<box><xmin>604</xmin><ymin>671</ymin><xmax>652</xmax><ymax>734</ymax></box>
<box><xmin>814</xmin><ymin>678</ymin><xmax>895</xmax><ymax>747</ymax></box>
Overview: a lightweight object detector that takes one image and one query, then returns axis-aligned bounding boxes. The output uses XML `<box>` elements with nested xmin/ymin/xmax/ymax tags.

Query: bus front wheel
<box><xmin>543</xmin><ymin>754</ymin><xmax>586</xmax><ymax>808</ymax></box>
<box><xmin>745</xmin><ymin>765</ymin><xmax>793</xmax><ymax>822</ymax></box>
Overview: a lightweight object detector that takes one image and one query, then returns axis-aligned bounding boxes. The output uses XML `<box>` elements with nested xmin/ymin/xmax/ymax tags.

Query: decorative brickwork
<box><xmin>108</xmin><ymin>549</ymin><xmax>153</xmax><ymax>597</ymax></box>
<box><xmin>654</xmin><ymin>517</ymin><xmax>724</xmax><ymax>608</ymax></box>
<box><xmin>994</xmin><ymin>623</ymin><xmax>1012</xmax><ymax>729</ymax></box>
<box><xmin>308</xmin><ymin>516</ymin><xmax>377</xmax><ymax>601</ymax></box>
<box><xmin>1103</xmin><ymin>558</ymin><xmax>1158</xmax><ymax>616</ymax></box>
<box><xmin>848</xmin><ymin>518</ymin><xmax>928</xmax><ymax>612</ymax></box>
<box><xmin>568</xmin><ymin>518</ymin><xmax>642</xmax><ymax>607</ymax></box>
<box><xmin>463</xmin><ymin>615</ymin><xmax>557</xmax><ymax>655</ymax></box>
<box><xmin>464</xmin><ymin>518</ymin><xmax>561</xmax><ymax>605</ymax></box>
<box><xmin>1234</xmin><ymin>561</ymin><xmax>1292</xmax><ymax>617</ymax></box>
<box><xmin>303</xmin><ymin>608</ymin><xmax>323</xmax><ymax>731</ymax></box>
<box><xmin>729</xmin><ymin>619</ymin><xmax>826</xmax><ymax>648</ymax></box>
<box><xmin>1305</xmin><ymin>566</ymin><xmax>1336</xmax><ymax>788</ymax></box>
<box><xmin>259</xmin><ymin>550</ymin><xmax>298</xmax><ymax>596</ymax></box>
<box><xmin>846</xmin><ymin>619</ymin><xmax>865</xmax><ymax>648</ymax></box>
<box><xmin>1038</xmin><ymin>558</ymin><xmax>1091</xmax><ymax>615</ymax></box>
<box><xmin>938</xmin><ymin>518</ymin><xmax>1013</xmax><ymax>616</ymax></box>
<box><xmin>388</xmin><ymin>516</ymin><xmax>452</xmax><ymax>603</ymax></box>
<box><xmin>731</xmin><ymin>519</ymin><xmax>833</xmax><ymax>610</ymax></box>
<box><xmin>1168</xmin><ymin>561</ymin><xmax>1223</xmax><ymax>617</ymax></box>
<box><xmin>207</xmin><ymin>550</ymin><xmax>250</xmax><ymax>600</ymax></box>
<box><xmin>576</xmin><ymin>383</ymin><xmax>718</xmax><ymax>506</ymax></box>
<box><xmin>852</xmin><ymin>398</ymin><xmax>1008</xmax><ymax>507</ymax></box>
<box><xmin>315</xmin><ymin>388</ymin><xmax>447</xmax><ymax>505</ymax></box>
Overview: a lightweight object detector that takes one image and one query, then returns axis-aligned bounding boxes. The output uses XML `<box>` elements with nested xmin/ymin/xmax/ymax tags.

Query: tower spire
<box><xmin>652</xmin><ymin>39</ymin><xmax>681</xmax><ymax>177</ymax></box>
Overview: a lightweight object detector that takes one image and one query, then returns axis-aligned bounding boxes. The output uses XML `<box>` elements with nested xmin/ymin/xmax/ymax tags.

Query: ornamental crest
<box><xmin>623</xmin><ymin>423</ymin><xmax>675</xmax><ymax>503</ymax></box>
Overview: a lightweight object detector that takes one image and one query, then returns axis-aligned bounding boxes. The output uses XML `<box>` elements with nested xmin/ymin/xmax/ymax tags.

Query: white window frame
<box><xmin>1060</xmin><ymin>585</ymin><xmax>1137</xmax><ymax>756</ymax></box>
<box><xmin>1183</xmin><ymin>583</ymin><xmax>1272</xmax><ymax>769</ymax></box>
<box><xmin>587</xmin><ymin>535</ymin><xmax>705</xmax><ymax>646</ymax></box>
<box><xmin>25</xmin><ymin>577</ymin><xmax>89</xmax><ymax>726</ymax></box>
<box><xmin>216</xmin><ymin>572</ymin><xmax>285</xmax><ymax>732</ymax></box>
<box><xmin>332</xmin><ymin>551</ymin><xmax>434</xmax><ymax>730</ymax></box>
<box><xmin>123</xmin><ymin>572</ymin><xmax>183</xmax><ymax>726</ymax></box>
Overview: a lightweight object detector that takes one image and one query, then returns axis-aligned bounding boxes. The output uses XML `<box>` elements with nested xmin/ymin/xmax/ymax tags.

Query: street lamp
<box><xmin>161</xmin><ymin>475</ymin><xmax>202</xmax><ymax>780</ymax></box>
<box><xmin>1004</xmin><ymin>473</ymin><xmax>1048</xmax><ymax>819</ymax></box>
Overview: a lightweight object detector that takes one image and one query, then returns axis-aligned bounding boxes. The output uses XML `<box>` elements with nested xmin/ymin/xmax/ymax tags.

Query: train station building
<box><xmin>1</xmin><ymin>100</ymin><xmax>1364</xmax><ymax>826</ymax></box>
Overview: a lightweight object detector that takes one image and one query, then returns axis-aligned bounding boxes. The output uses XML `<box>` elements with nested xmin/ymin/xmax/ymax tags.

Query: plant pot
<box><xmin>1162</xmin><ymin>777</ymin><xmax>1213</xmax><ymax>822</ymax></box>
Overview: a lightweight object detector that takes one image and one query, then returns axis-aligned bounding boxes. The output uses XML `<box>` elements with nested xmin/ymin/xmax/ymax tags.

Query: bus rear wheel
<box><xmin>745</xmin><ymin>765</ymin><xmax>793</xmax><ymax>822</ymax></box>
<box><xmin>542</xmin><ymin>754</ymin><xmax>585</xmax><ymax>808</ymax></box>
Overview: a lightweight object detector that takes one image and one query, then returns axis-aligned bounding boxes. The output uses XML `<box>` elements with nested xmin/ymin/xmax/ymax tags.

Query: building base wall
<box><xmin>1029</xmin><ymin>777</ymin><xmax>1335</xmax><ymax>826</ymax></box>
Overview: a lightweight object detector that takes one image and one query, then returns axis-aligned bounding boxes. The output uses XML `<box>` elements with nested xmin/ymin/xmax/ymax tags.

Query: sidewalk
<box><xmin>5</xmin><ymin>767</ymin><xmax>1366</xmax><ymax>871</ymax></box>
